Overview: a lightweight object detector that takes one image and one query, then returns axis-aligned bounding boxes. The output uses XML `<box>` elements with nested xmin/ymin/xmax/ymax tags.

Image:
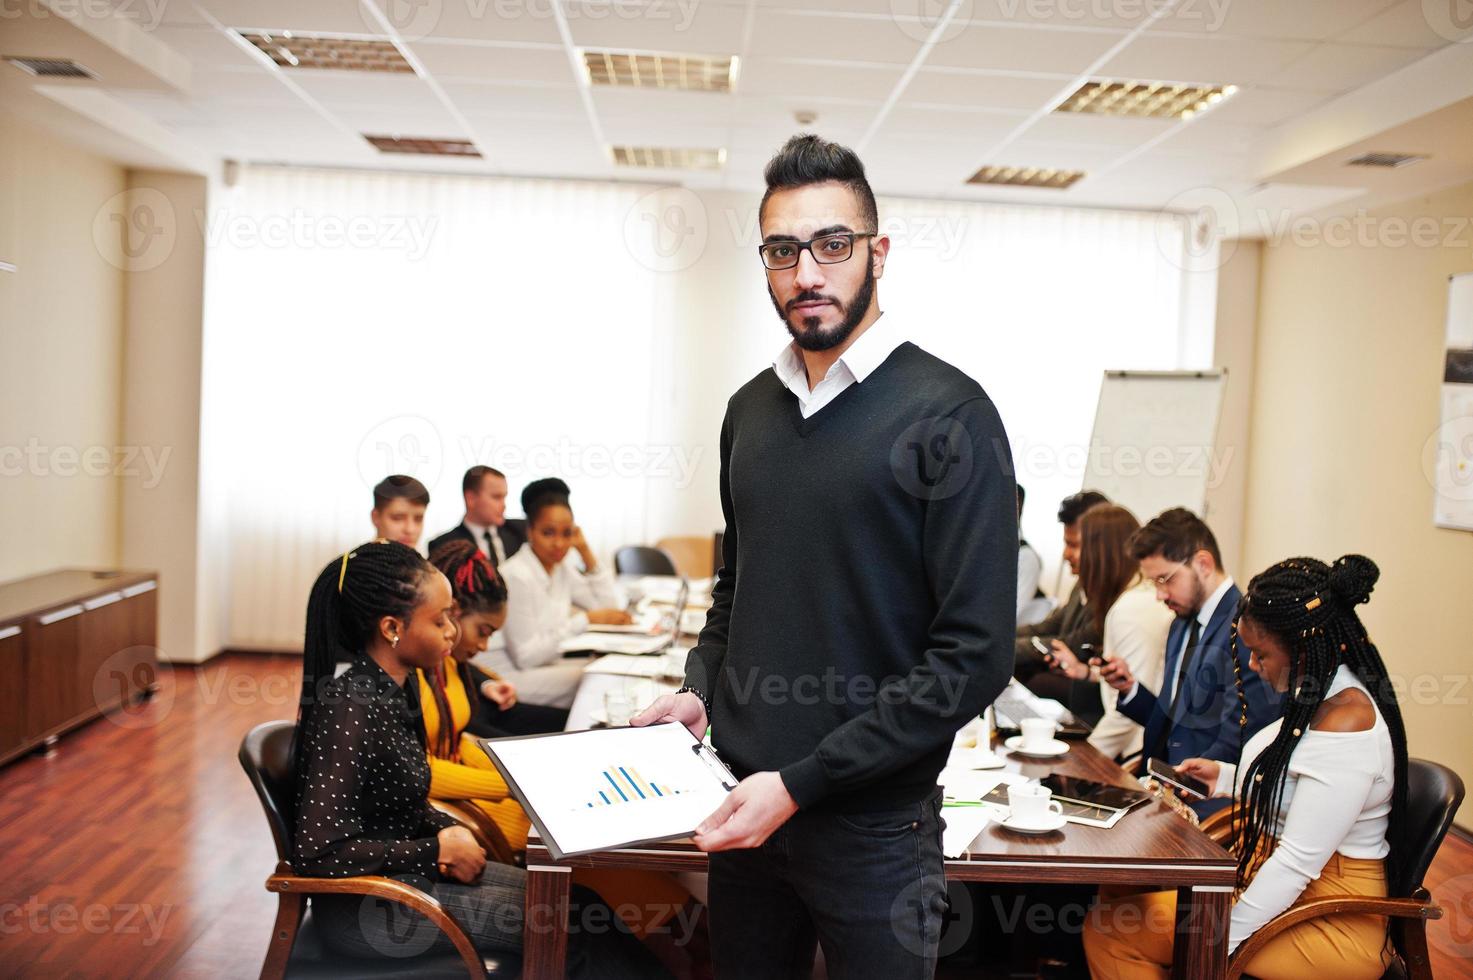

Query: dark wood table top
<box><xmin>0</xmin><ymin>568</ymin><xmax>158</xmax><ymax>625</ymax></box>
<box><xmin>526</xmin><ymin>737</ymin><xmax>1236</xmax><ymax>888</ymax></box>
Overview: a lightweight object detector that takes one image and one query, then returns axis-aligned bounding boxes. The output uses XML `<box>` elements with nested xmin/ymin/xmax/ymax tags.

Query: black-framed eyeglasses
<box><xmin>758</xmin><ymin>232</ymin><xmax>876</xmax><ymax>271</ymax></box>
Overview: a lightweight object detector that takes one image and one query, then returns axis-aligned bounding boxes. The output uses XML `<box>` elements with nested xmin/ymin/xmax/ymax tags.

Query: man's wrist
<box><xmin>676</xmin><ymin>685</ymin><xmax>712</xmax><ymax>723</ymax></box>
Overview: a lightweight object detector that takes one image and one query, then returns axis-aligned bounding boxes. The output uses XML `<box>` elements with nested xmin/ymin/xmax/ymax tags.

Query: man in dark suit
<box><xmin>427</xmin><ymin>465</ymin><xmax>526</xmax><ymax>567</ymax></box>
<box><xmin>1101</xmin><ymin>508</ymin><xmax>1280</xmax><ymax>782</ymax></box>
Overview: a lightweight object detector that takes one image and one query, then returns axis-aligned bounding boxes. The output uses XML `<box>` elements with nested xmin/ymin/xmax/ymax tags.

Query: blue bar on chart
<box><xmin>583</xmin><ymin>763</ymin><xmax>684</xmax><ymax>807</ymax></box>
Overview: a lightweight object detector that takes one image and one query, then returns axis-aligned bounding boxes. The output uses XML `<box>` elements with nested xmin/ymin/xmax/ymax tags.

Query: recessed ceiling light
<box><xmin>237</xmin><ymin>31</ymin><xmax>413</xmax><ymax>73</ymax></box>
<box><xmin>610</xmin><ymin>146</ymin><xmax>726</xmax><ymax>170</ymax></box>
<box><xmin>583</xmin><ymin>50</ymin><xmax>738</xmax><ymax>93</ymax></box>
<box><xmin>1056</xmin><ymin>80</ymin><xmax>1237</xmax><ymax>120</ymax></box>
<box><xmin>364</xmin><ymin>135</ymin><xmax>481</xmax><ymax>157</ymax></box>
<box><xmin>4</xmin><ymin>56</ymin><xmax>97</xmax><ymax>79</ymax></box>
<box><xmin>966</xmin><ymin>165</ymin><xmax>1085</xmax><ymax>190</ymax></box>
<box><xmin>1347</xmin><ymin>152</ymin><xmax>1428</xmax><ymax>168</ymax></box>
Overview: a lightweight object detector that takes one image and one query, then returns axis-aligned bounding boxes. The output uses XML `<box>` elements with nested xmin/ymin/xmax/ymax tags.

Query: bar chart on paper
<box><xmin>585</xmin><ymin>765</ymin><xmax>688</xmax><ymax>808</ymax></box>
<box><xmin>479</xmin><ymin>722</ymin><xmax>735</xmax><ymax>859</ymax></box>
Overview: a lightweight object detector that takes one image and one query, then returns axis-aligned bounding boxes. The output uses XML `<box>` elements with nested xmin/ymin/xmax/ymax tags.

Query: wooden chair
<box><xmin>1213</xmin><ymin>758</ymin><xmax>1464</xmax><ymax>980</ymax></box>
<box><xmin>239</xmin><ymin>721</ymin><xmax>520</xmax><ymax>979</ymax></box>
<box><xmin>429</xmin><ymin>799</ymin><xmax>516</xmax><ymax>867</ymax></box>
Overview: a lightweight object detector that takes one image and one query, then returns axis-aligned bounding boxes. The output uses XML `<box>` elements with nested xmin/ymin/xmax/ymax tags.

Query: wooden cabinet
<box><xmin>0</xmin><ymin>625</ymin><xmax>25</xmax><ymax>760</ymax></box>
<box><xmin>0</xmin><ymin>569</ymin><xmax>159</xmax><ymax>767</ymax></box>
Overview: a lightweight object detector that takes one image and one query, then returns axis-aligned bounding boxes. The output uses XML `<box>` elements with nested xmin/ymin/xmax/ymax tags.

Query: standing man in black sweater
<box><xmin>633</xmin><ymin>135</ymin><xmax>1017</xmax><ymax>978</ymax></box>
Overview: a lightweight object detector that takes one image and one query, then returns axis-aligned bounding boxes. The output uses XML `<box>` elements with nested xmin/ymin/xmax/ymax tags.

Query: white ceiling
<box><xmin>4</xmin><ymin>0</ymin><xmax>1473</xmax><ymax>231</ymax></box>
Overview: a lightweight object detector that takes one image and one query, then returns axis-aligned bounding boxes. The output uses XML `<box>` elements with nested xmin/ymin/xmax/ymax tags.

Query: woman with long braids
<box><xmin>1083</xmin><ymin>554</ymin><xmax>1406</xmax><ymax>979</ymax></box>
<box><xmin>290</xmin><ymin>540</ymin><xmax>669</xmax><ymax>977</ymax></box>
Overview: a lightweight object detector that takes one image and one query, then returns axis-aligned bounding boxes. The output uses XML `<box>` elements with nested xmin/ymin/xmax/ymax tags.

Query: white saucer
<box><xmin>1003</xmin><ymin>735</ymin><xmax>1069</xmax><ymax>758</ymax></box>
<box><xmin>999</xmin><ymin>811</ymin><xmax>1068</xmax><ymax>835</ymax></box>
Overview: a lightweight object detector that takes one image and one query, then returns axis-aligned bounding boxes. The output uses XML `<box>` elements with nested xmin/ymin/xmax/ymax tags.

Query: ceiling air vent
<box><xmin>364</xmin><ymin>135</ymin><xmax>481</xmax><ymax>157</ymax></box>
<box><xmin>967</xmin><ymin>165</ymin><xmax>1085</xmax><ymax>190</ymax></box>
<box><xmin>1347</xmin><ymin>152</ymin><xmax>1427</xmax><ymax>169</ymax></box>
<box><xmin>5</xmin><ymin>57</ymin><xmax>97</xmax><ymax>79</ymax></box>
<box><xmin>611</xmin><ymin>146</ymin><xmax>725</xmax><ymax>170</ymax></box>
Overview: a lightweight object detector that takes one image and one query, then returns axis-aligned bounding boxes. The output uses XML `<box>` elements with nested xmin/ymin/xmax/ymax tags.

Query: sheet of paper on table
<box><xmin>560</xmin><ymin>632</ymin><xmax>671</xmax><ymax>656</ymax></box>
<box><xmin>582</xmin><ymin>651</ymin><xmax>689</xmax><ymax>679</ymax></box>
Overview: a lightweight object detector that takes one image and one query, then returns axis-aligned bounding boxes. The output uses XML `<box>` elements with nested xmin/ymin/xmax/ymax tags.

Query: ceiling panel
<box><xmin>150</xmin><ymin>25</ymin><xmax>266</xmax><ymax>69</ymax></box>
<box><xmin>746</xmin><ymin>11</ymin><xmax>925</xmax><ymax>64</ymax></box>
<box><xmin>1022</xmin><ymin>112</ymin><xmax>1177</xmax><ymax>148</ymax></box>
<box><xmin>1267</xmin><ymin>42</ymin><xmax>1430</xmax><ymax>92</ymax></box>
<box><xmin>1195</xmin><ymin>86</ymin><xmax>1330</xmax><ymax>127</ymax></box>
<box><xmin>901</xmin><ymin>69</ymin><xmax>1068</xmax><ymax>111</ymax></box>
<box><xmin>414</xmin><ymin>1</ymin><xmax>567</xmax><ymax>44</ymax></box>
<box><xmin>441</xmin><ymin>81</ymin><xmax>587</xmax><ymax>117</ymax></box>
<box><xmin>1151</xmin><ymin>0</ymin><xmax>1399</xmax><ymax>41</ymax></box>
<box><xmin>739</xmin><ymin>58</ymin><xmax>904</xmax><ymax>99</ymax></box>
<box><xmin>925</xmin><ymin>23</ymin><xmax>1129</xmax><ymax>74</ymax></box>
<box><xmin>1100</xmin><ymin>33</ymin><xmax>1315</xmax><ymax>85</ymax></box>
<box><xmin>411</xmin><ymin>40</ymin><xmax>573</xmax><ymax>82</ymax></box>
<box><xmin>192</xmin><ymin>0</ymin><xmax>382</xmax><ymax>35</ymax></box>
<box><xmin>875</xmin><ymin>105</ymin><xmax>1022</xmax><ymax>144</ymax></box>
<box><xmin>1337</xmin><ymin>0</ymin><xmax>1473</xmax><ymax>46</ymax></box>
<box><xmin>328</xmin><ymin>101</ymin><xmax>465</xmax><ymax>135</ymax></box>
<box><xmin>290</xmin><ymin>71</ymin><xmax>442</xmax><ymax>108</ymax></box>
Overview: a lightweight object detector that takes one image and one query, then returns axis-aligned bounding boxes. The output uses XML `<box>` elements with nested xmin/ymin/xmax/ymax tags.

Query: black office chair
<box><xmin>1224</xmin><ymin>757</ymin><xmax>1464</xmax><ymax>980</ymax></box>
<box><xmin>238</xmin><ymin>721</ymin><xmax>520</xmax><ymax>980</ymax></box>
<box><xmin>613</xmin><ymin>546</ymin><xmax>677</xmax><ymax>576</ymax></box>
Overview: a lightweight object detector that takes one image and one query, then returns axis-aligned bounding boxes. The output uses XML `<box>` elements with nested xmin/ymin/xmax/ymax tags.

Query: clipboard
<box><xmin>478</xmin><ymin>722</ymin><xmax>736</xmax><ymax>861</ymax></box>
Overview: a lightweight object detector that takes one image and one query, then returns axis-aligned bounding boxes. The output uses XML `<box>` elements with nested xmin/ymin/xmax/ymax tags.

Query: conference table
<box><xmin>519</xmin><ymin>710</ymin><xmax>1237</xmax><ymax>978</ymax></box>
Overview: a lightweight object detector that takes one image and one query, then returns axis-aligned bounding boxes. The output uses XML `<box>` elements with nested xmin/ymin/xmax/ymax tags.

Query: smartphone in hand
<box><xmin>1146</xmin><ymin>757</ymin><xmax>1210</xmax><ymax>800</ymax></box>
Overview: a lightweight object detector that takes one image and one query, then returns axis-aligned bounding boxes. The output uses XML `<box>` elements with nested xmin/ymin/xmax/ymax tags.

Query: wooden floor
<box><xmin>1</xmin><ymin>652</ymin><xmax>1470</xmax><ymax>979</ymax></box>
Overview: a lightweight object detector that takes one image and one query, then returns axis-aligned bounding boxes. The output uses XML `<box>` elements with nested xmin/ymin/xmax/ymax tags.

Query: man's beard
<box><xmin>768</xmin><ymin>255</ymin><xmax>875</xmax><ymax>353</ymax></box>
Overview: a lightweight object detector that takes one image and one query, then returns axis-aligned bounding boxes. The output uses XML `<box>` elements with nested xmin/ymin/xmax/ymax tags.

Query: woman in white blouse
<box><xmin>486</xmin><ymin>478</ymin><xmax>631</xmax><ymax>709</ymax></box>
<box><xmin>1044</xmin><ymin>503</ymin><xmax>1172</xmax><ymax>760</ymax></box>
<box><xmin>1084</xmin><ymin>554</ymin><xmax>1407</xmax><ymax>980</ymax></box>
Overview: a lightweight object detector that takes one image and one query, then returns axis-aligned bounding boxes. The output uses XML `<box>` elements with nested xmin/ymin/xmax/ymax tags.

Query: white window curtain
<box><xmin>201</xmin><ymin>167</ymin><xmax>1201</xmax><ymax>650</ymax></box>
<box><xmin>203</xmin><ymin>166</ymin><xmax>665</xmax><ymax>649</ymax></box>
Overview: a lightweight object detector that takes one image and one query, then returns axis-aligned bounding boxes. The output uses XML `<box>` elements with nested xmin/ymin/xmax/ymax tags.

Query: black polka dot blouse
<box><xmin>292</xmin><ymin>654</ymin><xmax>456</xmax><ymax>879</ymax></box>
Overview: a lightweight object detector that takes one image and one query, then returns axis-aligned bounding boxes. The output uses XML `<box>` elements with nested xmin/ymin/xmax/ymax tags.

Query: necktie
<box><xmin>484</xmin><ymin>529</ymin><xmax>506</xmax><ymax>565</ymax></box>
<box><xmin>1148</xmin><ymin>618</ymin><xmax>1201</xmax><ymax>761</ymax></box>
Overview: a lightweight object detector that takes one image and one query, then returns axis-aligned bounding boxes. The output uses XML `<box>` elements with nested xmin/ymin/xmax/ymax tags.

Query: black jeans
<box><xmin>708</xmin><ymin>788</ymin><xmax>948</xmax><ymax>980</ymax></box>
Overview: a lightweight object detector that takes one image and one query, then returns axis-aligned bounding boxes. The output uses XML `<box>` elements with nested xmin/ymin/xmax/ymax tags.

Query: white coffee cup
<box><xmin>1007</xmin><ymin>783</ymin><xmax>1064</xmax><ymax>826</ymax></box>
<box><xmin>1019</xmin><ymin>716</ymin><xmax>1057</xmax><ymax>751</ymax></box>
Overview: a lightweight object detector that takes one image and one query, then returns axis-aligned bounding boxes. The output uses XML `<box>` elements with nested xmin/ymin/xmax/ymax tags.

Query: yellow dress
<box><xmin>418</xmin><ymin>656</ymin><xmax>691</xmax><ymax>937</ymax></box>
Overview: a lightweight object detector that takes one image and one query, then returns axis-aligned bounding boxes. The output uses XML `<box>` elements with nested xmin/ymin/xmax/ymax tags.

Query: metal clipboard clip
<box><xmin>692</xmin><ymin>739</ymin><xmax>736</xmax><ymax>792</ymax></box>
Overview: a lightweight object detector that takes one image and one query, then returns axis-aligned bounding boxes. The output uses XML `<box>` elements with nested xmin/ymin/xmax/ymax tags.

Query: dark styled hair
<box><xmin>426</xmin><ymin>539</ymin><xmax>509</xmax><ymax>757</ymax></box>
<box><xmin>1126</xmin><ymin>506</ymin><xmax>1222</xmax><ymax>568</ymax></box>
<box><xmin>521</xmin><ymin>477</ymin><xmax>572</xmax><ymax>525</ymax></box>
<box><xmin>293</xmin><ymin>541</ymin><xmax>435</xmax><ymax>775</ymax></box>
<box><xmin>429</xmin><ymin>539</ymin><xmax>507</xmax><ymax>617</ymax></box>
<box><xmin>372</xmin><ymin>474</ymin><xmax>430</xmax><ymax>510</ymax></box>
<box><xmin>1077</xmin><ymin>503</ymin><xmax>1142</xmax><ymax>634</ymax></box>
<box><xmin>1057</xmin><ymin>489</ymin><xmax>1109</xmax><ymax>527</ymax></box>
<box><xmin>760</xmin><ymin>134</ymin><xmax>878</xmax><ymax>233</ymax></box>
<box><xmin>1230</xmin><ymin>555</ymin><xmax>1409</xmax><ymax>896</ymax></box>
<box><xmin>462</xmin><ymin>465</ymin><xmax>505</xmax><ymax>496</ymax></box>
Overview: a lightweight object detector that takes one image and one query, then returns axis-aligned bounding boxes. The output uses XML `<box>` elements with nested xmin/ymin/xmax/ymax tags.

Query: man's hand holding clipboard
<box><xmin>633</xmin><ymin>692</ymin><xmax>799</xmax><ymax>853</ymax></box>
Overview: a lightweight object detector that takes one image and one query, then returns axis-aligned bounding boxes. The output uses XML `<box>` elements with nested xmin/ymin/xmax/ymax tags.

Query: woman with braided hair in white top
<box><xmin>1083</xmin><ymin>554</ymin><xmax>1406</xmax><ymax>980</ymax></box>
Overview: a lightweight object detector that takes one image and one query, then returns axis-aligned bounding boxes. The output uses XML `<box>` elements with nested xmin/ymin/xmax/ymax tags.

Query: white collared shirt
<box><xmin>463</xmin><ymin>520</ymin><xmax>506</xmax><ymax>564</ymax></box>
<box><xmin>1123</xmin><ymin>575</ymin><xmax>1235</xmax><ymax>706</ymax></box>
<box><xmin>771</xmin><ymin>313</ymin><xmax>904</xmax><ymax>419</ymax></box>
<box><xmin>493</xmin><ymin>546</ymin><xmax>624</xmax><ymax>673</ymax></box>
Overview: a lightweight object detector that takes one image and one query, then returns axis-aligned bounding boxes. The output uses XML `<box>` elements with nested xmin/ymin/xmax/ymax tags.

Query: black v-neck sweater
<box><xmin>686</xmin><ymin>341</ymin><xmax>1018</xmax><ymax>813</ymax></box>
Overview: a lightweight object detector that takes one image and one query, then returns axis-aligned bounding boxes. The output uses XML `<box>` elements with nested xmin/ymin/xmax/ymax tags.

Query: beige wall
<box><xmin>0</xmin><ymin>110</ymin><xmax>127</xmax><ymax>583</ymax></box>
<box><xmin>118</xmin><ymin>171</ymin><xmax>211</xmax><ymax>663</ymax></box>
<box><xmin>1242</xmin><ymin>179</ymin><xmax>1473</xmax><ymax>821</ymax></box>
<box><xmin>1206</xmin><ymin>240</ymin><xmax>1263</xmax><ymax>576</ymax></box>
